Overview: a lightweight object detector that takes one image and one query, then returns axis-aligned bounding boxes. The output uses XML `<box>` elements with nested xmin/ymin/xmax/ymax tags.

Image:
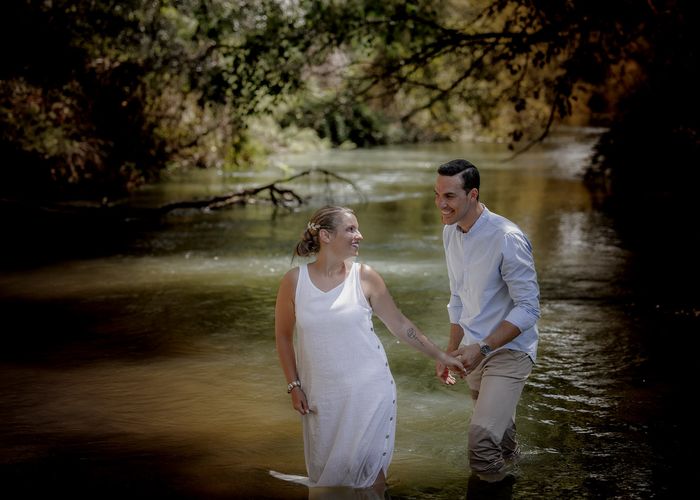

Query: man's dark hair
<box><xmin>437</xmin><ymin>159</ymin><xmax>480</xmax><ymax>194</ymax></box>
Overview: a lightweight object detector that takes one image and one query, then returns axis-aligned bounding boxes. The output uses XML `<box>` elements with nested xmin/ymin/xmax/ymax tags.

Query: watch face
<box><xmin>480</xmin><ymin>344</ymin><xmax>491</xmax><ymax>356</ymax></box>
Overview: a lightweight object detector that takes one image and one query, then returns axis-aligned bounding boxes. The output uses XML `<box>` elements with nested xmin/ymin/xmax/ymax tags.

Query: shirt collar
<box><xmin>454</xmin><ymin>204</ymin><xmax>489</xmax><ymax>234</ymax></box>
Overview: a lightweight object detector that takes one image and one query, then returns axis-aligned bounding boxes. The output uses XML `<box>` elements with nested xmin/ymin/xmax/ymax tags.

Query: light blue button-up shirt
<box><xmin>443</xmin><ymin>206</ymin><xmax>539</xmax><ymax>362</ymax></box>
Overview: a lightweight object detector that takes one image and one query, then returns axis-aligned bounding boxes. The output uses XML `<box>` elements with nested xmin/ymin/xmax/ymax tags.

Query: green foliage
<box><xmin>280</xmin><ymin>98</ymin><xmax>390</xmax><ymax>148</ymax></box>
<box><xmin>1</xmin><ymin>0</ymin><xmax>696</xmax><ymax>205</ymax></box>
<box><xmin>0</xmin><ymin>0</ymin><xmax>312</xmax><ymax>200</ymax></box>
<box><xmin>294</xmin><ymin>0</ymin><xmax>649</xmax><ymax>141</ymax></box>
<box><xmin>298</xmin><ymin>0</ymin><xmax>699</xmax><ymax>199</ymax></box>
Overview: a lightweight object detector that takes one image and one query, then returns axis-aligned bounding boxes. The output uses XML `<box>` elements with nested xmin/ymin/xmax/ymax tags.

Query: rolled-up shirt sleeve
<box><xmin>501</xmin><ymin>231</ymin><xmax>540</xmax><ymax>332</ymax></box>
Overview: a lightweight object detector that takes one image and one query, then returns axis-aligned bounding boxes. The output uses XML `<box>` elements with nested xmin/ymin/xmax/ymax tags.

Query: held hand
<box><xmin>291</xmin><ymin>387</ymin><xmax>311</xmax><ymax>415</ymax></box>
<box><xmin>451</xmin><ymin>344</ymin><xmax>482</xmax><ymax>374</ymax></box>
<box><xmin>441</xmin><ymin>352</ymin><xmax>468</xmax><ymax>378</ymax></box>
<box><xmin>435</xmin><ymin>360</ymin><xmax>456</xmax><ymax>385</ymax></box>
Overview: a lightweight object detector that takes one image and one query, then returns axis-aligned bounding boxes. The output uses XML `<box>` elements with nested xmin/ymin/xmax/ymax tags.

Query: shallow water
<box><xmin>0</xmin><ymin>127</ymin><xmax>687</xmax><ymax>498</ymax></box>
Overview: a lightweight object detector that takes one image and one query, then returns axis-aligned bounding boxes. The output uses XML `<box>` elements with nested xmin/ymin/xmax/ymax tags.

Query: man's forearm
<box><xmin>483</xmin><ymin>320</ymin><xmax>521</xmax><ymax>349</ymax></box>
<box><xmin>447</xmin><ymin>323</ymin><xmax>464</xmax><ymax>351</ymax></box>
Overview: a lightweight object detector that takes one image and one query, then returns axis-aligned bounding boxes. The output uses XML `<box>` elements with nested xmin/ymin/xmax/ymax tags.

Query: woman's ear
<box><xmin>319</xmin><ymin>228</ymin><xmax>332</xmax><ymax>243</ymax></box>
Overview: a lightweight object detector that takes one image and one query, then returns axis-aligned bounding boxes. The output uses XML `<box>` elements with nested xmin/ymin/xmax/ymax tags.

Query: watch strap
<box><xmin>478</xmin><ymin>341</ymin><xmax>492</xmax><ymax>357</ymax></box>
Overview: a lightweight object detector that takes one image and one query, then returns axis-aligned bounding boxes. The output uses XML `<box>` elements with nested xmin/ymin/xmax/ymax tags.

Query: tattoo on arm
<box><xmin>406</xmin><ymin>327</ymin><xmax>424</xmax><ymax>346</ymax></box>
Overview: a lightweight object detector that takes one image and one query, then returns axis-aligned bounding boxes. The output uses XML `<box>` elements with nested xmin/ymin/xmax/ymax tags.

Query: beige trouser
<box><xmin>465</xmin><ymin>348</ymin><xmax>533</xmax><ymax>481</ymax></box>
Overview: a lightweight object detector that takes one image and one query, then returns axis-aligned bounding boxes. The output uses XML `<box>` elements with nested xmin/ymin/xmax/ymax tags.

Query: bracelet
<box><xmin>287</xmin><ymin>380</ymin><xmax>301</xmax><ymax>393</ymax></box>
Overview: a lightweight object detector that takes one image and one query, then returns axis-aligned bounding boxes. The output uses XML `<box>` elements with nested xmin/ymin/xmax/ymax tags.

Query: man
<box><xmin>433</xmin><ymin>158</ymin><xmax>540</xmax><ymax>482</ymax></box>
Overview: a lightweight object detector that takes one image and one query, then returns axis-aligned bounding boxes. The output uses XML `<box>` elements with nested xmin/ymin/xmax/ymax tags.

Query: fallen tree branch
<box><xmin>158</xmin><ymin>168</ymin><xmax>364</xmax><ymax>213</ymax></box>
<box><xmin>0</xmin><ymin>169</ymin><xmax>364</xmax><ymax>227</ymax></box>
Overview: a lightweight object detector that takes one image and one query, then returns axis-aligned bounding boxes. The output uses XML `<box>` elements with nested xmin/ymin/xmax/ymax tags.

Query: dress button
<box><xmin>390</xmin><ymin>417</ymin><xmax>393</xmax><ymax>421</ymax></box>
<box><xmin>385</xmin><ymin>434</ymin><xmax>390</xmax><ymax>439</ymax></box>
<box><xmin>382</xmin><ymin>452</ymin><xmax>386</xmax><ymax>456</ymax></box>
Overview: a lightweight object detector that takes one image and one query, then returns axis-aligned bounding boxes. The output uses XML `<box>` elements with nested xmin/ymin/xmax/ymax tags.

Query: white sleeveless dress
<box><xmin>295</xmin><ymin>261</ymin><xmax>397</xmax><ymax>488</ymax></box>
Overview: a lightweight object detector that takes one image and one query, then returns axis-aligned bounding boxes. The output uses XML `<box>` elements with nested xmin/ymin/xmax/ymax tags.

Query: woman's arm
<box><xmin>274</xmin><ymin>268</ymin><xmax>310</xmax><ymax>415</ymax></box>
<box><xmin>360</xmin><ymin>264</ymin><xmax>466</xmax><ymax>376</ymax></box>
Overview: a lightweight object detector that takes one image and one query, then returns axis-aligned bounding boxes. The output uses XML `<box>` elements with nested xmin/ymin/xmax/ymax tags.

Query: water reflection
<box><xmin>0</xmin><ymin>128</ymin><xmax>685</xmax><ymax>498</ymax></box>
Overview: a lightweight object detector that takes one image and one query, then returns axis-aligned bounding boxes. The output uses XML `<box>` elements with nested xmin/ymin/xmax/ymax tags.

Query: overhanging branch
<box><xmin>158</xmin><ymin>168</ymin><xmax>364</xmax><ymax>213</ymax></box>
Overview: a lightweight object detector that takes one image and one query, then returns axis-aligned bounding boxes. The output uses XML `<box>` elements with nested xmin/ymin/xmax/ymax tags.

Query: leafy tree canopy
<box><xmin>1</xmin><ymin>0</ymin><xmax>697</xmax><ymax>205</ymax></box>
<box><xmin>297</xmin><ymin>0</ymin><xmax>699</xmax><ymax>202</ymax></box>
<box><xmin>1</xmin><ymin>0</ymin><xmax>311</xmax><ymax>200</ymax></box>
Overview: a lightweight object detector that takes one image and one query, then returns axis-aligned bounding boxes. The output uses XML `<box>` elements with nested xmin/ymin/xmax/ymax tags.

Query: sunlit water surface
<box><xmin>0</xmin><ymin>128</ymin><xmax>684</xmax><ymax>498</ymax></box>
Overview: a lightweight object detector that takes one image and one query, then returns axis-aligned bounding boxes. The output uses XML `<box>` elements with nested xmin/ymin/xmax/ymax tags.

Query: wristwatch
<box><xmin>478</xmin><ymin>341</ymin><xmax>493</xmax><ymax>357</ymax></box>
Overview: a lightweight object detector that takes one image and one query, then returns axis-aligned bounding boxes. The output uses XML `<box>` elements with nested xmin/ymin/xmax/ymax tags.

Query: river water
<box><xmin>0</xmin><ymin>127</ymin><xmax>688</xmax><ymax>498</ymax></box>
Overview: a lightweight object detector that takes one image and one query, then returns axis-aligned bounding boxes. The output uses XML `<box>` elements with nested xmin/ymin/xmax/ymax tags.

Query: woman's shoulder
<box><xmin>279</xmin><ymin>266</ymin><xmax>301</xmax><ymax>286</ymax></box>
<box><xmin>357</xmin><ymin>262</ymin><xmax>383</xmax><ymax>284</ymax></box>
<box><xmin>285</xmin><ymin>265</ymin><xmax>301</xmax><ymax>277</ymax></box>
<box><xmin>356</xmin><ymin>261</ymin><xmax>371</xmax><ymax>273</ymax></box>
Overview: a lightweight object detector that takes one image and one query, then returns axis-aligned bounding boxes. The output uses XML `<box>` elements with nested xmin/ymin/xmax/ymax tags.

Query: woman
<box><xmin>274</xmin><ymin>205</ymin><xmax>466</xmax><ymax>492</ymax></box>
